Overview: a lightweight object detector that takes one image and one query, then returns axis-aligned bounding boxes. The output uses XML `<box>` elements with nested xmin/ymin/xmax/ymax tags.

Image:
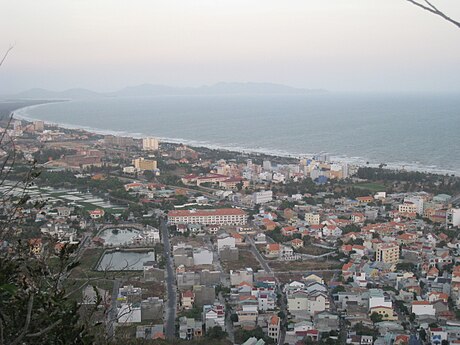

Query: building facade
<box><xmin>376</xmin><ymin>243</ymin><xmax>400</xmax><ymax>264</ymax></box>
<box><xmin>168</xmin><ymin>208</ymin><xmax>247</xmax><ymax>226</ymax></box>
<box><xmin>142</xmin><ymin>137</ymin><xmax>159</xmax><ymax>151</ymax></box>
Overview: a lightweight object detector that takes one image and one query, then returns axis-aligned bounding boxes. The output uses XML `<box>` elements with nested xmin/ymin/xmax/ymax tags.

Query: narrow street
<box><xmin>160</xmin><ymin>218</ymin><xmax>177</xmax><ymax>340</ymax></box>
<box><xmin>246</xmin><ymin>236</ymin><xmax>287</xmax><ymax>345</ymax></box>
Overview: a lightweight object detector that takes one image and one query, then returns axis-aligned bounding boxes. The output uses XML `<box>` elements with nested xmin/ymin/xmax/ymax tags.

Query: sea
<box><xmin>12</xmin><ymin>93</ymin><xmax>460</xmax><ymax>176</ymax></box>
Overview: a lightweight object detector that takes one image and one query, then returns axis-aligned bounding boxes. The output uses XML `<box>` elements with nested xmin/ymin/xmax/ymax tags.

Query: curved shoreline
<box><xmin>12</xmin><ymin>102</ymin><xmax>460</xmax><ymax>177</ymax></box>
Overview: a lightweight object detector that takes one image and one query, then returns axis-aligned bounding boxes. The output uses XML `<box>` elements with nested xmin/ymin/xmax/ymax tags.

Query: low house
<box><xmin>351</xmin><ymin>213</ymin><xmax>366</xmax><ymax>224</ymax></box>
<box><xmin>254</xmin><ymin>233</ymin><xmax>267</xmax><ymax>244</ymax></box>
<box><xmin>28</xmin><ymin>238</ymin><xmax>43</xmax><ymax>256</ymax></box>
<box><xmin>89</xmin><ymin>209</ymin><xmax>105</xmax><ymax>219</ymax></box>
<box><xmin>181</xmin><ymin>290</ymin><xmax>195</xmax><ymax>310</ymax></box>
<box><xmin>369</xmin><ymin>305</ymin><xmax>398</xmax><ymax>321</ymax></box>
<box><xmin>203</xmin><ymin>303</ymin><xmax>225</xmax><ymax>332</ymax></box>
<box><xmin>265</xmin><ymin>243</ymin><xmax>280</xmax><ymax>257</ymax></box>
<box><xmin>179</xmin><ymin>317</ymin><xmax>203</xmax><ymax>340</ymax></box>
<box><xmin>322</xmin><ymin>225</ymin><xmax>342</xmax><ymax>237</ymax></box>
<box><xmin>282</xmin><ymin>226</ymin><xmax>298</xmax><ymax>237</ymax></box>
<box><xmin>411</xmin><ymin>301</ymin><xmax>436</xmax><ymax>317</ymax></box>
<box><xmin>262</xmin><ymin>218</ymin><xmax>277</xmax><ymax>231</ymax></box>
<box><xmin>291</xmin><ymin>238</ymin><xmax>303</xmax><ymax>249</ymax></box>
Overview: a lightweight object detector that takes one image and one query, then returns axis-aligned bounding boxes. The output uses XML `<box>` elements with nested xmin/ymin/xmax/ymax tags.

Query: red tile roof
<box><xmin>267</xmin><ymin>243</ymin><xmax>280</xmax><ymax>251</ymax></box>
<box><xmin>270</xmin><ymin>315</ymin><xmax>280</xmax><ymax>325</ymax></box>
<box><xmin>412</xmin><ymin>301</ymin><xmax>430</xmax><ymax>305</ymax></box>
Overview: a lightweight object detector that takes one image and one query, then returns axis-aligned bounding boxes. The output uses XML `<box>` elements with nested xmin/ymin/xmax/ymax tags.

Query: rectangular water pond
<box><xmin>96</xmin><ymin>250</ymin><xmax>155</xmax><ymax>271</ymax></box>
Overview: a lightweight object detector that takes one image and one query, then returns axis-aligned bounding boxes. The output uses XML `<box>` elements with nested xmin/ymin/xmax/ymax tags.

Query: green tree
<box><xmin>206</xmin><ymin>326</ymin><xmax>227</xmax><ymax>340</ymax></box>
<box><xmin>230</xmin><ymin>313</ymin><xmax>239</xmax><ymax>322</ymax></box>
<box><xmin>370</xmin><ymin>312</ymin><xmax>383</xmax><ymax>324</ymax></box>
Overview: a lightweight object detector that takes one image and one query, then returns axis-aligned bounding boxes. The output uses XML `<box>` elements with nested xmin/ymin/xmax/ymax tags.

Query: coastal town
<box><xmin>2</xmin><ymin>114</ymin><xmax>460</xmax><ymax>345</ymax></box>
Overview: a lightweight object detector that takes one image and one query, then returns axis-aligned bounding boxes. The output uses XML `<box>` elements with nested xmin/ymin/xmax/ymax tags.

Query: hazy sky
<box><xmin>1</xmin><ymin>0</ymin><xmax>460</xmax><ymax>93</ymax></box>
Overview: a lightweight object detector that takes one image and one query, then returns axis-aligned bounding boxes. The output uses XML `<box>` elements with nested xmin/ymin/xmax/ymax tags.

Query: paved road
<box><xmin>160</xmin><ymin>219</ymin><xmax>177</xmax><ymax>340</ymax></box>
<box><xmin>247</xmin><ymin>236</ymin><xmax>274</xmax><ymax>276</ymax></box>
<box><xmin>451</xmin><ymin>193</ymin><xmax>460</xmax><ymax>206</ymax></box>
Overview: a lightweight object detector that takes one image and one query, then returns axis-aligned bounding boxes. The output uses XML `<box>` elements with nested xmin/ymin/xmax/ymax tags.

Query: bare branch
<box><xmin>25</xmin><ymin>319</ymin><xmax>62</xmax><ymax>338</ymax></box>
<box><xmin>0</xmin><ymin>46</ymin><xmax>13</xmax><ymax>68</ymax></box>
<box><xmin>406</xmin><ymin>0</ymin><xmax>460</xmax><ymax>29</ymax></box>
<box><xmin>10</xmin><ymin>294</ymin><xmax>34</xmax><ymax>345</ymax></box>
<box><xmin>424</xmin><ymin>0</ymin><xmax>440</xmax><ymax>12</ymax></box>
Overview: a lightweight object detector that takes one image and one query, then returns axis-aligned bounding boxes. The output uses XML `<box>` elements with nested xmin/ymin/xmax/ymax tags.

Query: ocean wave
<box><xmin>13</xmin><ymin>103</ymin><xmax>460</xmax><ymax>177</ymax></box>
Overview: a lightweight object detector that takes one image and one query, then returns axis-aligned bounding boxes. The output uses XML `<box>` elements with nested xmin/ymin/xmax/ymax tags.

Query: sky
<box><xmin>1</xmin><ymin>0</ymin><xmax>460</xmax><ymax>93</ymax></box>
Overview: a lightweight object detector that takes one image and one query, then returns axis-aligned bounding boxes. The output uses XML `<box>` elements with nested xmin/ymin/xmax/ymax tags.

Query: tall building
<box><xmin>104</xmin><ymin>135</ymin><xmax>135</xmax><ymax>147</ymax></box>
<box><xmin>263</xmin><ymin>160</ymin><xmax>272</xmax><ymax>171</ymax></box>
<box><xmin>267</xmin><ymin>315</ymin><xmax>280</xmax><ymax>342</ymax></box>
<box><xmin>404</xmin><ymin>196</ymin><xmax>424</xmax><ymax>215</ymax></box>
<box><xmin>33</xmin><ymin>120</ymin><xmax>45</xmax><ymax>132</ymax></box>
<box><xmin>132</xmin><ymin>158</ymin><xmax>157</xmax><ymax>171</ymax></box>
<box><xmin>448</xmin><ymin>208</ymin><xmax>460</xmax><ymax>227</ymax></box>
<box><xmin>376</xmin><ymin>243</ymin><xmax>399</xmax><ymax>264</ymax></box>
<box><xmin>305</xmin><ymin>213</ymin><xmax>320</xmax><ymax>225</ymax></box>
<box><xmin>142</xmin><ymin>137</ymin><xmax>159</xmax><ymax>151</ymax></box>
<box><xmin>398</xmin><ymin>202</ymin><xmax>418</xmax><ymax>214</ymax></box>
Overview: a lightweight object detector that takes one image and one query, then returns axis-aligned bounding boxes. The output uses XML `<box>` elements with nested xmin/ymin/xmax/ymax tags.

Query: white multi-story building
<box><xmin>142</xmin><ymin>137</ymin><xmax>159</xmax><ymax>151</ymax></box>
<box><xmin>263</xmin><ymin>160</ymin><xmax>272</xmax><ymax>171</ymax></box>
<box><xmin>168</xmin><ymin>208</ymin><xmax>247</xmax><ymax>225</ymax></box>
<box><xmin>448</xmin><ymin>208</ymin><xmax>460</xmax><ymax>227</ymax></box>
<box><xmin>257</xmin><ymin>292</ymin><xmax>276</xmax><ymax>311</ymax></box>
<box><xmin>203</xmin><ymin>303</ymin><xmax>225</xmax><ymax>331</ymax></box>
<box><xmin>368</xmin><ymin>289</ymin><xmax>392</xmax><ymax>310</ymax></box>
<box><xmin>287</xmin><ymin>290</ymin><xmax>330</xmax><ymax>315</ymax></box>
<box><xmin>404</xmin><ymin>196</ymin><xmax>424</xmax><ymax>215</ymax></box>
<box><xmin>305</xmin><ymin>213</ymin><xmax>320</xmax><ymax>225</ymax></box>
<box><xmin>252</xmin><ymin>190</ymin><xmax>273</xmax><ymax>204</ymax></box>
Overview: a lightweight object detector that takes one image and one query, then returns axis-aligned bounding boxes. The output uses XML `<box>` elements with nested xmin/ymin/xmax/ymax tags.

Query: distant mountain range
<box><xmin>8</xmin><ymin>82</ymin><xmax>327</xmax><ymax>100</ymax></box>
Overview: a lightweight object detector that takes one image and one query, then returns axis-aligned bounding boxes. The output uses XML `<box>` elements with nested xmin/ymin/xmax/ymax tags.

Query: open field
<box><xmin>124</xmin><ymin>278</ymin><xmax>165</xmax><ymax>299</ymax></box>
<box><xmin>276</xmin><ymin>271</ymin><xmax>336</xmax><ymax>285</ymax></box>
<box><xmin>354</xmin><ymin>182</ymin><xmax>386</xmax><ymax>192</ymax></box>
<box><xmin>269</xmin><ymin>259</ymin><xmax>341</xmax><ymax>272</ymax></box>
<box><xmin>171</xmin><ymin>236</ymin><xmax>207</xmax><ymax>247</ymax></box>
<box><xmin>221</xmin><ymin>249</ymin><xmax>261</xmax><ymax>271</ymax></box>
<box><xmin>297</xmin><ymin>245</ymin><xmax>333</xmax><ymax>256</ymax></box>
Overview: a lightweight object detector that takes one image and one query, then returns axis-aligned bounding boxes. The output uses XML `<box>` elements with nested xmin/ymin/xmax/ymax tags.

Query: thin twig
<box><xmin>406</xmin><ymin>0</ymin><xmax>460</xmax><ymax>29</ymax></box>
<box><xmin>0</xmin><ymin>46</ymin><xmax>13</xmax><ymax>68</ymax></box>
<box><xmin>25</xmin><ymin>319</ymin><xmax>62</xmax><ymax>338</ymax></box>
